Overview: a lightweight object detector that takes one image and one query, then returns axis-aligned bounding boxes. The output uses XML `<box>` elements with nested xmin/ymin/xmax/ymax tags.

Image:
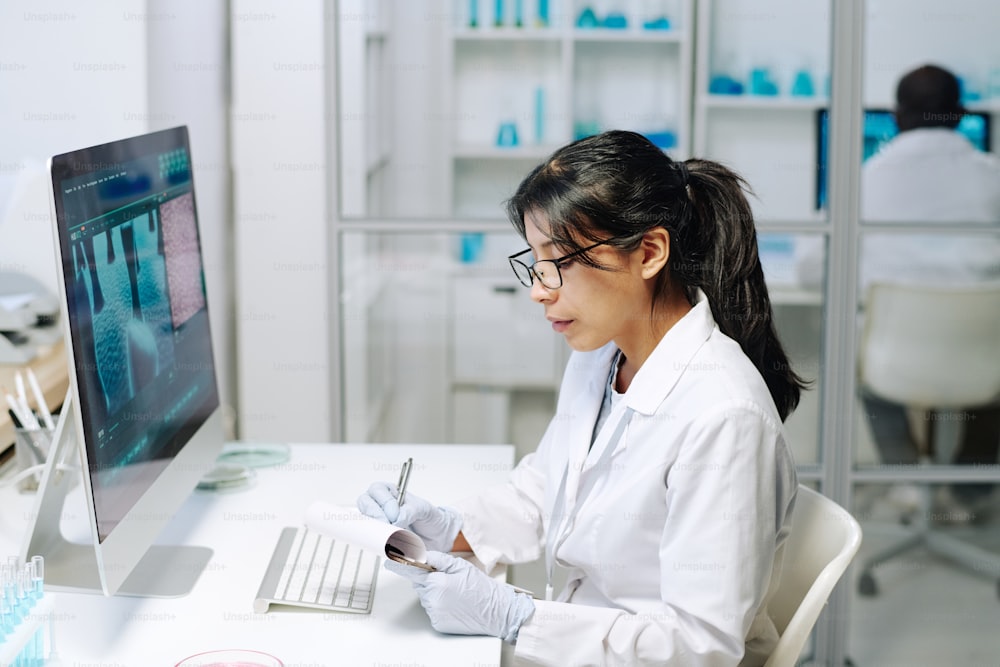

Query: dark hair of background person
<box><xmin>505</xmin><ymin>130</ymin><xmax>809</xmax><ymax>422</ymax></box>
<box><xmin>895</xmin><ymin>63</ymin><xmax>965</xmax><ymax>132</ymax></box>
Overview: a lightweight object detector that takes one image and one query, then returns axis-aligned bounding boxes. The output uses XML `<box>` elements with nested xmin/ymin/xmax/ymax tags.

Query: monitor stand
<box><xmin>19</xmin><ymin>391</ymin><xmax>213</xmax><ymax>598</ymax></box>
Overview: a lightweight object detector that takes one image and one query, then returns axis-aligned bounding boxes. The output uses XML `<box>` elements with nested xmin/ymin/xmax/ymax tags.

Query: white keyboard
<box><xmin>253</xmin><ymin>526</ymin><xmax>380</xmax><ymax>614</ymax></box>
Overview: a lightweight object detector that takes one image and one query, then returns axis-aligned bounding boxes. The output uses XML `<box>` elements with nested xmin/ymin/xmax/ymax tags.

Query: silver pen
<box><xmin>396</xmin><ymin>457</ymin><xmax>413</xmax><ymax>506</ymax></box>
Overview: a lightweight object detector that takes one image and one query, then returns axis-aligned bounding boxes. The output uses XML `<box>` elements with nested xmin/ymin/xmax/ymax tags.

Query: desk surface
<box><xmin>0</xmin><ymin>442</ymin><xmax>514</xmax><ymax>667</ymax></box>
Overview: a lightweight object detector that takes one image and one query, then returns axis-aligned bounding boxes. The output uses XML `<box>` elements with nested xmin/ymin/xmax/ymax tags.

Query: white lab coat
<box><xmin>455</xmin><ymin>291</ymin><xmax>798</xmax><ymax>666</ymax></box>
<box><xmin>859</xmin><ymin>128</ymin><xmax>1000</xmax><ymax>294</ymax></box>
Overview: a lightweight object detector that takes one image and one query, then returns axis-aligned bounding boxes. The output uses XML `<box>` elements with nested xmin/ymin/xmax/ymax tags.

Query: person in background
<box><xmin>860</xmin><ymin>63</ymin><xmax>1000</xmax><ymax>519</ymax></box>
<box><xmin>360</xmin><ymin>130</ymin><xmax>808</xmax><ymax>665</ymax></box>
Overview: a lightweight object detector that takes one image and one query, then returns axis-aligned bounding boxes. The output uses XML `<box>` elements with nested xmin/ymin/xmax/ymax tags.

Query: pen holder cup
<box><xmin>14</xmin><ymin>428</ymin><xmax>52</xmax><ymax>493</ymax></box>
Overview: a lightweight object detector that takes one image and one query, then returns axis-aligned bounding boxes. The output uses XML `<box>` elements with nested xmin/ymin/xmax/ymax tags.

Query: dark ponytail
<box><xmin>680</xmin><ymin>159</ymin><xmax>809</xmax><ymax>421</ymax></box>
<box><xmin>506</xmin><ymin>130</ymin><xmax>809</xmax><ymax>421</ymax></box>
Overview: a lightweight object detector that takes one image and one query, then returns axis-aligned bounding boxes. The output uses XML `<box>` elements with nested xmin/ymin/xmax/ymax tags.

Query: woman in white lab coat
<box><xmin>359</xmin><ymin>130</ymin><xmax>807</xmax><ymax>666</ymax></box>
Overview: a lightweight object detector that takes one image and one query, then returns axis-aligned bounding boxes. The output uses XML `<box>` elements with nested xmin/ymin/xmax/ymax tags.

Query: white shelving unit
<box><xmin>445</xmin><ymin>0</ymin><xmax>694</xmax><ymax>217</ymax></box>
<box><xmin>431</xmin><ymin>1</ymin><xmax>693</xmax><ymax>441</ymax></box>
<box><xmin>693</xmin><ymin>0</ymin><xmax>831</xmax><ymax>223</ymax></box>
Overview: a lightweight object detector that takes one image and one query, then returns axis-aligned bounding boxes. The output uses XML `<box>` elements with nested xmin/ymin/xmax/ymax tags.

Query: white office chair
<box><xmin>855</xmin><ymin>282</ymin><xmax>1000</xmax><ymax>599</ymax></box>
<box><xmin>764</xmin><ymin>485</ymin><xmax>862</xmax><ymax>667</ymax></box>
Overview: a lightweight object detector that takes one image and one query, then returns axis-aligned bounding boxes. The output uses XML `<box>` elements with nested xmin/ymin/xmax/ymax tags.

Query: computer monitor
<box><xmin>815</xmin><ymin>107</ymin><xmax>992</xmax><ymax>210</ymax></box>
<box><xmin>21</xmin><ymin>126</ymin><xmax>225</xmax><ymax>597</ymax></box>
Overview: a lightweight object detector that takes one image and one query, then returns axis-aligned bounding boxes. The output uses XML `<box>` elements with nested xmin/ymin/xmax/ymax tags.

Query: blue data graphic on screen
<box><xmin>815</xmin><ymin>108</ymin><xmax>991</xmax><ymax>210</ymax></box>
<box><xmin>52</xmin><ymin>131</ymin><xmax>218</xmax><ymax>540</ymax></box>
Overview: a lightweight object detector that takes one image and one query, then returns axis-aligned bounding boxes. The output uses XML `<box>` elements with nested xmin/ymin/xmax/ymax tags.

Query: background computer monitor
<box><xmin>815</xmin><ymin>108</ymin><xmax>992</xmax><ymax>210</ymax></box>
<box><xmin>22</xmin><ymin>126</ymin><xmax>225</xmax><ymax>597</ymax></box>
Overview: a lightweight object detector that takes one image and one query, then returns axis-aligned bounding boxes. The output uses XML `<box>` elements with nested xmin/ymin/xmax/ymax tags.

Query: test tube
<box><xmin>2</xmin><ymin>563</ymin><xmax>16</xmax><ymax>619</ymax></box>
<box><xmin>30</xmin><ymin>557</ymin><xmax>43</xmax><ymax>600</ymax></box>
<box><xmin>0</xmin><ymin>594</ymin><xmax>10</xmax><ymax>641</ymax></box>
<box><xmin>16</xmin><ymin>569</ymin><xmax>30</xmax><ymax>617</ymax></box>
<box><xmin>27</xmin><ymin>558</ymin><xmax>44</xmax><ymax>667</ymax></box>
<box><xmin>0</xmin><ymin>566</ymin><xmax>9</xmax><ymax>636</ymax></box>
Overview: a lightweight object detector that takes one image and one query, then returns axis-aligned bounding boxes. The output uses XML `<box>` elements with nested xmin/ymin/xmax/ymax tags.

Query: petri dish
<box><xmin>196</xmin><ymin>464</ymin><xmax>257</xmax><ymax>492</ymax></box>
<box><xmin>175</xmin><ymin>648</ymin><xmax>283</xmax><ymax>667</ymax></box>
<box><xmin>217</xmin><ymin>442</ymin><xmax>291</xmax><ymax>468</ymax></box>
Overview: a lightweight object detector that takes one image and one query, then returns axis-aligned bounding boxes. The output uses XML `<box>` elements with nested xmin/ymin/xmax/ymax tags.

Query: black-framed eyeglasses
<box><xmin>508</xmin><ymin>238</ymin><xmax>617</xmax><ymax>290</ymax></box>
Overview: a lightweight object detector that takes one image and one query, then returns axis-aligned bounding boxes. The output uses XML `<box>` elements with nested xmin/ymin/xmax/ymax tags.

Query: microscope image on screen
<box><xmin>71</xmin><ymin>213</ymin><xmax>173</xmax><ymax>421</ymax></box>
<box><xmin>160</xmin><ymin>193</ymin><xmax>207</xmax><ymax>329</ymax></box>
<box><xmin>66</xmin><ymin>185</ymin><xmax>212</xmax><ymax>483</ymax></box>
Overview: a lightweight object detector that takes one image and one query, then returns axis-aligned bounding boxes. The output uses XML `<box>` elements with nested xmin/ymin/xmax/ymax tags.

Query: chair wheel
<box><xmin>858</xmin><ymin>572</ymin><xmax>878</xmax><ymax>597</ymax></box>
<box><xmin>996</xmin><ymin>579</ymin><xmax>1000</xmax><ymax>602</ymax></box>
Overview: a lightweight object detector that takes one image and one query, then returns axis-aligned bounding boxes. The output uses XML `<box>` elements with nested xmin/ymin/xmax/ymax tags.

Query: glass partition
<box><xmin>760</xmin><ymin>232</ymin><xmax>826</xmax><ymax>467</ymax></box>
<box><xmin>340</xmin><ymin>229</ymin><xmax>567</xmax><ymax>459</ymax></box>
<box><xmin>851</xmin><ymin>0</ymin><xmax>1000</xmax><ymax>660</ymax></box>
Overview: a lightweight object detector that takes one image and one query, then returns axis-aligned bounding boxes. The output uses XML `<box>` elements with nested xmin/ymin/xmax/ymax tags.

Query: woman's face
<box><xmin>522</xmin><ymin>209</ymin><xmax>662</xmax><ymax>353</ymax></box>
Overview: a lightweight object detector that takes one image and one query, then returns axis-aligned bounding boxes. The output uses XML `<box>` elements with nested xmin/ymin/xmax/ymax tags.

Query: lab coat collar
<box><xmin>620</xmin><ymin>288</ymin><xmax>715</xmax><ymax>416</ymax></box>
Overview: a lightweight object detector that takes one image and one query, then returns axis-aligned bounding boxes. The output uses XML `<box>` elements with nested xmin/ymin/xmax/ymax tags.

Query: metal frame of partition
<box><xmin>815</xmin><ymin>2</ymin><xmax>864</xmax><ymax>662</ymax></box>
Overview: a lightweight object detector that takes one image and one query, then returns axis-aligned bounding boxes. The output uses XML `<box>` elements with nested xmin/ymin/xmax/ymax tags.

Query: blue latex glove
<box><xmin>357</xmin><ymin>481</ymin><xmax>463</xmax><ymax>553</ymax></box>
<box><xmin>386</xmin><ymin>551</ymin><xmax>535</xmax><ymax>644</ymax></box>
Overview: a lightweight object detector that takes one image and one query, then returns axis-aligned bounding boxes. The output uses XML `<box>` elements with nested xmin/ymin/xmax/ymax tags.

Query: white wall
<box><xmin>230</xmin><ymin>0</ymin><xmax>333</xmax><ymax>441</ymax></box>
<box><xmin>0</xmin><ymin>0</ymin><xmax>149</xmax><ymax>296</ymax></box>
<box><xmin>0</xmin><ymin>0</ymin><xmax>236</xmax><ymax>430</ymax></box>
<box><xmin>145</xmin><ymin>0</ymin><xmax>235</xmax><ymax>435</ymax></box>
<box><xmin>386</xmin><ymin>4</ymin><xmax>451</xmax><ymax>219</ymax></box>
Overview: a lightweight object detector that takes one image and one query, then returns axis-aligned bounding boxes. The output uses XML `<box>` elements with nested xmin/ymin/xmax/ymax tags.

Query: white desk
<box><xmin>0</xmin><ymin>442</ymin><xmax>513</xmax><ymax>666</ymax></box>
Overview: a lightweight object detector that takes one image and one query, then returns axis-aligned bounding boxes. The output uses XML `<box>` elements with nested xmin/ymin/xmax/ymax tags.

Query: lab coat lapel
<box><xmin>558</xmin><ymin>344</ymin><xmax>617</xmax><ymax>526</ymax></box>
<box><xmin>582</xmin><ymin>398</ymin><xmax>632</xmax><ymax>474</ymax></box>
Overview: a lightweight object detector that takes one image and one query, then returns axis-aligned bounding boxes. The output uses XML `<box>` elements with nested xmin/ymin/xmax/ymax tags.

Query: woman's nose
<box><xmin>529</xmin><ymin>275</ymin><xmax>552</xmax><ymax>303</ymax></box>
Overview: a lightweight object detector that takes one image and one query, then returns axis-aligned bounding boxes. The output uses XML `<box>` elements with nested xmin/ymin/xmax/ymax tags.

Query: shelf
<box><xmin>768</xmin><ymin>285</ymin><xmax>824</xmax><ymax>307</ymax></box>
<box><xmin>966</xmin><ymin>99</ymin><xmax>1000</xmax><ymax>113</ymax></box>
<box><xmin>572</xmin><ymin>28</ymin><xmax>686</xmax><ymax>43</ymax></box>
<box><xmin>700</xmin><ymin>94</ymin><xmax>829</xmax><ymax>110</ymax></box>
<box><xmin>451</xmin><ymin>378</ymin><xmax>559</xmax><ymax>391</ymax></box>
<box><xmin>448</xmin><ymin>0</ymin><xmax>694</xmax><ymax>224</ymax></box>
<box><xmin>453</xmin><ymin>144</ymin><xmax>558</xmax><ymax>160</ymax></box>
<box><xmin>454</xmin><ymin>28</ymin><xmax>561</xmax><ymax>41</ymax></box>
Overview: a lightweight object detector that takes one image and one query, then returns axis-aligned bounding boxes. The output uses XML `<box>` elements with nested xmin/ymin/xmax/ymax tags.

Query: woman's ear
<box><xmin>638</xmin><ymin>228</ymin><xmax>670</xmax><ymax>280</ymax></box>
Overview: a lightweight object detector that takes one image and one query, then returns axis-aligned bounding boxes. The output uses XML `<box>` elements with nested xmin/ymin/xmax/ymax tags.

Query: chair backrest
<box><xmin>859</xmin><ymin>282</ymin><xmax>1000</xmax><ymax>408</ymax></box>
<box><xmin>764</xmin><ymin>485</ymin><xmax>863</xmax><ymax>667</ymax></box>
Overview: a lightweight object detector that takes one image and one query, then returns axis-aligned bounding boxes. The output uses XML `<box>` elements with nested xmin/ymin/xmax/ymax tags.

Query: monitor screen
<box><xmin>29</xmin><ymin>126</ymin><xmax>224</xmax><ymax>597</ymax></box>
<box><xmin>815</xmin><ymin>108</ymin><xmax>991</xmax><ymax>210</ymax></box>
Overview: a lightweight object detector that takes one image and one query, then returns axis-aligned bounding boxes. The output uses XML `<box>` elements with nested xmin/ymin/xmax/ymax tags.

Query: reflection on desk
<box><xmin>0</xmin><ymin>443</ymin><xmax>512</xmax><ymax>666</ymax></box>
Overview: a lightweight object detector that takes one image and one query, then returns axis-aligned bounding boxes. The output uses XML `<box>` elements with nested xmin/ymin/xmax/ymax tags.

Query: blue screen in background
<box><xmin>815</xmin><ymin>108</ymin><xmax>991</xmax><ymax>210</ymax></box>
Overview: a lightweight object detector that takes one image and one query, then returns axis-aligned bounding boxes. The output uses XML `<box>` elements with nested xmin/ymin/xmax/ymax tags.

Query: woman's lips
<box><xmin>549</xmin><ymin>318</ymin><xmax>571</xmax><ymax>333</ymax></box>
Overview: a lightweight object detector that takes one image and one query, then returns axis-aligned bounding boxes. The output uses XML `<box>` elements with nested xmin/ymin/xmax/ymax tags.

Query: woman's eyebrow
<box><xmin>528</xmin><ymin>239</ymin><xmax>554</xmax><ymax>254</ymax></box>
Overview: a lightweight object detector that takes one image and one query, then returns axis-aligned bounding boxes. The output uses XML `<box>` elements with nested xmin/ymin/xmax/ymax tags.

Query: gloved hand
<box><xmin>386</xmin><ymin>551</ymin><xmax>535</xmax><ymax>644</ymax></box>
<box><xmin>357</xmin><ymin>481</ymin><xmax>463</xmax><ymax>553</ymax></box>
